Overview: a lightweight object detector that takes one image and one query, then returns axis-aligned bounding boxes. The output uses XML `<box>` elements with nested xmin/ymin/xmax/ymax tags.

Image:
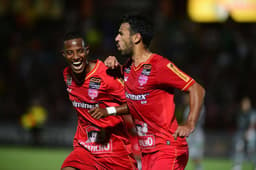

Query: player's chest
<box><xmin>124</xmin><ymin>64</ymin><xmax>156</xmax><ymax>92</ymax></box>
<box><xmin>66</xmin><ymin>75</ymin><xmax>106</xmax><ymax>102</ymax></box>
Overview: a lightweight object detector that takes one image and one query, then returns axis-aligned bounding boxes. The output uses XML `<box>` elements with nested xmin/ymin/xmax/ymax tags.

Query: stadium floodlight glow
<box><xmin>188</xmin><ymin>0</ymin><xmax>256</xmax><ymax>22</ymax></box>
<box><xmin>229</xmin><ymin>0</ymin><xmax>256</xmax><ymax>22</ymax></box>
<box><xmin>188</xmin><ymin>0</ymin><xmax>229</xmax><ymax>22</ymax></box>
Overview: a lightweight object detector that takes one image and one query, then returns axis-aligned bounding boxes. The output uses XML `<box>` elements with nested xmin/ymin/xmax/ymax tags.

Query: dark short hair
<box><xmin>64</xmin><ymin>31</ymin><xmax>83</xmax><ymax>42</ymax></box>
<box><xmin>121</xmin><ymin>14</ymin><xmax>154</xmax><ymax>48</ymax></box>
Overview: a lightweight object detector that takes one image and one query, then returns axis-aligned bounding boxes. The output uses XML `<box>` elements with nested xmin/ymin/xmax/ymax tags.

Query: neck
<box><xmin>72</xmin><ymin>60</ymin><xmax>96</xmax><ymax>85</ymax></box>
<box><xmin>71</xmin><ymin>68</ymin><xmax>87</xmax><ymax>85</ymax></box>
<box><xmin>132</xmin><ymin>46</ymin><xmax>152</xmax><ymax>67</ymax></box>
<box><xmin>86</xmin><ymin>60</ymin><xmax>95</xmax><ymax>73</ymax></box>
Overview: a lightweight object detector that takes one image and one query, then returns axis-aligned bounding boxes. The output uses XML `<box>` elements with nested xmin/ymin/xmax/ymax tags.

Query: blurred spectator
<box><xmin>20</xmin><ymin>98</ymin><xmax>48</xmax><ymax>145</ymax></box>
<box><xmin>232</xmin><ymin>96</ymin><xmax>256</xmax><ymax>170</ymax></box>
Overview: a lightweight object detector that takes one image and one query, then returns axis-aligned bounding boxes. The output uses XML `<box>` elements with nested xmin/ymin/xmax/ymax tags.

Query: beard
<box><xmin>120</xmin><ymin>43</ymin><xmax>133</xmax><ymax>56</ymax></box>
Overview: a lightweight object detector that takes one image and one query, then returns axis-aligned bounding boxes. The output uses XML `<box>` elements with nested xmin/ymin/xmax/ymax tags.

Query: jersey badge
<box><xmin>88</xmin><ymin>77</ymin><xmax>101</xmax><ymax>100</ymax></box>
<box><xmin>138</xmin><ymin>64</ymin><xmax>152</xmax><ymax>86</ymax></box>
<box><xmin>66</xmin><ymin>75</ymin><xmax>72</xmax><ymax>92</ymax></box>
<box><xmin>66</xmin><ymin>75</ymin><xmax>72</xmax><ymax>86</ymax></box>
<box><xmin>124</xmin><ymin>67</ymin><xmax>131</xmax><ymax>74</ymax></box>
<box><xmin>124</xmin><ymin>67</ymin><xmax>131</xmax><ymax>82</ymax></box>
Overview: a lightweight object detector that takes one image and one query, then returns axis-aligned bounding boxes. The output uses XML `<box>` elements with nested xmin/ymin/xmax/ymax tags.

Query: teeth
<box><xmin>73</xmin><ymin>61</ymin><xmax>81</xmax><ymax>65</ymax></box>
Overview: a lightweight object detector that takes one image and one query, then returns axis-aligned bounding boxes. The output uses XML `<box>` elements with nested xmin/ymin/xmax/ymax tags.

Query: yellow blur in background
<box><xmin>21</xmin><ymin>104</ymin><xmax>47</xmax><ymax>130</ymax></box>
<box><xmin>188</xmin><ymin>0</ymin><xmax>256</xmax><ymax>22</ymax></box>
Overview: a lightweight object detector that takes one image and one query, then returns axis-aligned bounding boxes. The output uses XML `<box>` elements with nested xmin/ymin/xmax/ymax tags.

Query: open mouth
<box><xmin>116</xmin><ymin>44</ymin><xmax>121</xmax><ymax>50</ymax></box>
<box><xmin>72</xmin><ymin>61</ymin><xmax>84</xmax><ymax>72</ymax></box>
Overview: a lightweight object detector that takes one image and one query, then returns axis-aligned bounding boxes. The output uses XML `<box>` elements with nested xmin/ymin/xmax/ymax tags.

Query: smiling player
<box><xmin>60</xmin><ymin>32</ymin><xmax>137</xmax><ymax>170</ymax></box>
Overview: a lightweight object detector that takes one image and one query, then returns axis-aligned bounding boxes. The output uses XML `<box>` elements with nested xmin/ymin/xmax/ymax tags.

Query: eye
<box><xmin>78</xmin><ymin>48</ymin><xmax>85</xmax><ymax>54</ymax></box>
<box><xmin>65</xmin><ymin>50</ymin><xmax>73</xmax><ymax>55</ymax></box>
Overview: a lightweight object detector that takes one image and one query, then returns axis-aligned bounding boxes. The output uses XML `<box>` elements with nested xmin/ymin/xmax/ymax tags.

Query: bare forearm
<box><xmin>186</xmin><ymin>82</ymin><xmax>205</xmax><ymax>127</ymax></box>
<box><xmin>172</xmin><ymin>82</ymin><xmax>205</xmax><ymax>138</ymax></box>
<box><xmin>115</xmin><ymin>103</ymin><xmax>129</xmax><ymax>115</ymax></box>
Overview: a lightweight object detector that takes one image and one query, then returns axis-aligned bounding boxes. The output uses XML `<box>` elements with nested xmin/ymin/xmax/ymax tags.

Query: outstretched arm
<box><xmin>89</xmin><ymin>103</ymin><xmax>129</xmax><ymax>119</ymax></box>
<box><xmin>173</xmin><ymin>82</ymin><xmax>205</xmax><ymax>139</ymax></box>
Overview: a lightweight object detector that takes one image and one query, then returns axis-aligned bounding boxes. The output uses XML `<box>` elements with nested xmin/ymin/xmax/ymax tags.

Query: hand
<box><xmin>104</xmin><ymin>56</ymin><xmax>120</xmax><ymax>69</ymax></box>
<box><xmin>172</xmin><ymin>122</ymin><xmax>195</xmax><ymax>140</ymax></box>
<box><xmin>89</xmin><ymin>107</ymin><xmax>109</xmax><ymax>119</ymax></box>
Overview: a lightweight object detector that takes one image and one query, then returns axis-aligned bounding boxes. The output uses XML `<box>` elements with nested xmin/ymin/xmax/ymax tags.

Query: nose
<box><xmin>73</xmin><ymin>55</ymin><xmax>79</xmax><ymax>60</ymax></box>
<box><xmin>73</xmin><ymin>52</ymin><xmax>79</xmax><ymax>60</ymax></box>
<box><xmin>115</xmin><ymin>35</ymin><xmax>119</xmax><ymax>42</ymax></box>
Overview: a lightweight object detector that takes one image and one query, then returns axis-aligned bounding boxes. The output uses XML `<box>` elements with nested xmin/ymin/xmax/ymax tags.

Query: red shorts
<box><xmin>61</xmin><ymin>146</ymin><xmax>137</xmax><ymax>170</ymax></box>
<box><xmin>141</xmin><ymin>147</ymin><xmax>188</xmax><ymax>170</ymax></box>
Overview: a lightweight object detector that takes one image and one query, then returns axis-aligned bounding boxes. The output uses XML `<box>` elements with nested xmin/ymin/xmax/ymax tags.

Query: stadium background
<box><xmin>0</xmin><ymin>0</ymin><xmax>255</xmax><ymax>169</ymax></box>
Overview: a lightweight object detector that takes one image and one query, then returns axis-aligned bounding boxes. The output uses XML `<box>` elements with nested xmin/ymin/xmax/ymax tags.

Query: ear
<box><xmin>61</xmin><ymin>50</ymin><xmax>66</xmax><ymax>57</ymax></box>
<box><xmin>133</xmin><ymin>33</ymin><xmax>142</xmax><ymax>44</ymax></box>
<box><xmin>85</xmin><ymin>46</ymin><xmax>90</xmax><ymax>55</ymax></box>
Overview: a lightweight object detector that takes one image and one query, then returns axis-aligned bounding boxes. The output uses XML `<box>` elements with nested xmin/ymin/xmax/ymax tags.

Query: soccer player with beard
<box><xmin>60</xmin><ymin>32</ymin><xmax>137</xmax><ymax>170</ymax></box>
<box><xmin>90</xmin><ymin>14</ymin><xmax>205</xmax><ymax>170</ymax></box>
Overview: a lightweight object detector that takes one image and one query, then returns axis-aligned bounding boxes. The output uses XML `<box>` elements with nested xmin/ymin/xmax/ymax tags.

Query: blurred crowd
<box><xmin>0</xmin><ymin>0</ymin><xmax>256</xmax><ymax>132</ymax></box>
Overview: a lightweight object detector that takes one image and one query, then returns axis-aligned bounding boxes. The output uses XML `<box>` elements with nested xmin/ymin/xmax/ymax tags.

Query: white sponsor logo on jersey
<box><xmin>72</xmin><ymin>101</ymin><xmax>99</xmax><ymax>109</ymax></box>
<box><xmin>78</xmin><ymin>126</ymin><xmax>112</xmax><ymax>153</ymax></box>
<box><xmin>135</xmin><ymin>120</ymin><xmax>155</xmax><ymax>148</ymax></box>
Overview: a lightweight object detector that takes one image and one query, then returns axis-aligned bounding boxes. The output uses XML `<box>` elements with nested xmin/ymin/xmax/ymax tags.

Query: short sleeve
<box><xmin>156</xmin><ymin>59</ymin><xmax>195</xmax><ymax>91</ymax></box>
<box><xmin>106</xmin><ymin>77</ymin><xmax>126</xmax><ymax>104</ymax></box>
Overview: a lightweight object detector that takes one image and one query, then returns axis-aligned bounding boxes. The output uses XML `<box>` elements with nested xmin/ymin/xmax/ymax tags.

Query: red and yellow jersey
<box><xmin>124</xmin><ymin>54</ymin><xmax>195</xmax><ymax>153</ymax></box>
<box><xmin>63</xmin><ymin>60</ymin><xmax>131</xmax><ymax>157</ymax></box>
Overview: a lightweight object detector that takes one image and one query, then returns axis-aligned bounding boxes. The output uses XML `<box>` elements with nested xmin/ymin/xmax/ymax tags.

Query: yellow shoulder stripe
<box><xmin>117</xmin><ymin>78</ymin><xmax>124</xmax><ymax>86</ymax></box>
<box><xmin>182</xmin><ymin>79</ymin><xmax>194</xmax><ymax>91</ymax></box>
<box><xmin>166</xmin><ymin>63</ymin><xmax>190</xmax><ymax>82</ymax></box>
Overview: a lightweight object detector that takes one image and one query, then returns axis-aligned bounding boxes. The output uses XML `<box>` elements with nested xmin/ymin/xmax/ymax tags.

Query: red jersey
<box><xmin>124</xmin><ymin>54</ymin><xmax>195</xmax><ymax>153</ymax></box>
<box><xmin>63</xmin><ymin>60</ymin><xmax>131</xmax><ymax>157</ymax></box>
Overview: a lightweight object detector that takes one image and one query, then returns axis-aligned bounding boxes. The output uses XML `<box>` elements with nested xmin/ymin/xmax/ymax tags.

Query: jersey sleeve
<box><xmin>106</xmin><ymin>77</ymin><xmax>126</xmax><ymax>104</ymax></box>
<box><xmin>63</xmin><ymin>67</ymin><xmax>68</xmax><ymax>85</ymax></box>
<box><xmin>156</xmin><ymin>59</ymin><xmax>195</xmax><ymax>91</ymax></box>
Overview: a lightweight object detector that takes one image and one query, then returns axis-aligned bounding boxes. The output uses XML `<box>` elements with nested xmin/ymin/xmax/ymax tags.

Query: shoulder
<box><xmin>98</xmin><ymin>61</ymin><xmax>124</xmax><ymax>87</ymax></box>
<box><xmin>87</xmin><ymin>60</ymin><xmax>107</xmax><ymax>77</ymax></box>
<box><xmin>63</xmin><ymin>66</ymin><xmax>69</xmax><ymax>73</ymax></box>
<box><xmin>90</xmin><ymin>60</ymin><xmax>116</xmax><ymax>81</ymax></box>
<box><xmin>150</xmin><ymin>53</ymin><xmax>174</xmax><ymax>68</ymax></box>
<box><xmin>94</xmin><ymin>60</ymin><xmax>108</xmax><ymax>72</ymax></box>
<box><xmin>63</xmin><ymin>66</ymin><xmax>70</xmax><ymax>78</ymax></box>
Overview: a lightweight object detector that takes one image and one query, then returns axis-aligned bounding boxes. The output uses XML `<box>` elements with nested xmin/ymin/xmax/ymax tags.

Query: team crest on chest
<box><xmin>138</xmin><ymin>64</ymin><xmax>152</xmax><ymax>86</ymax></box>
<box><xmin>88</xmin><ymin>77</ymin><xmax>101</xmax><ymax>100</ymax></box>
<box><xmin>66</xmin><ymin>75</ymin><xmax>72</xmax><ymax>92</ymax></box>
<box><xmin>124</xmin><ymin>67</ymin><xmax>131</xmax><ymax>82</ymax></box>
<box><xmin>124</xmin><ymin>67</ymin><xmax>131</xmax><ymax>74</ymax></box>
<box><xmin>66</xmin><ymin>75</ymin><xmax>72</xmax><ymax>86</ymax></box>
